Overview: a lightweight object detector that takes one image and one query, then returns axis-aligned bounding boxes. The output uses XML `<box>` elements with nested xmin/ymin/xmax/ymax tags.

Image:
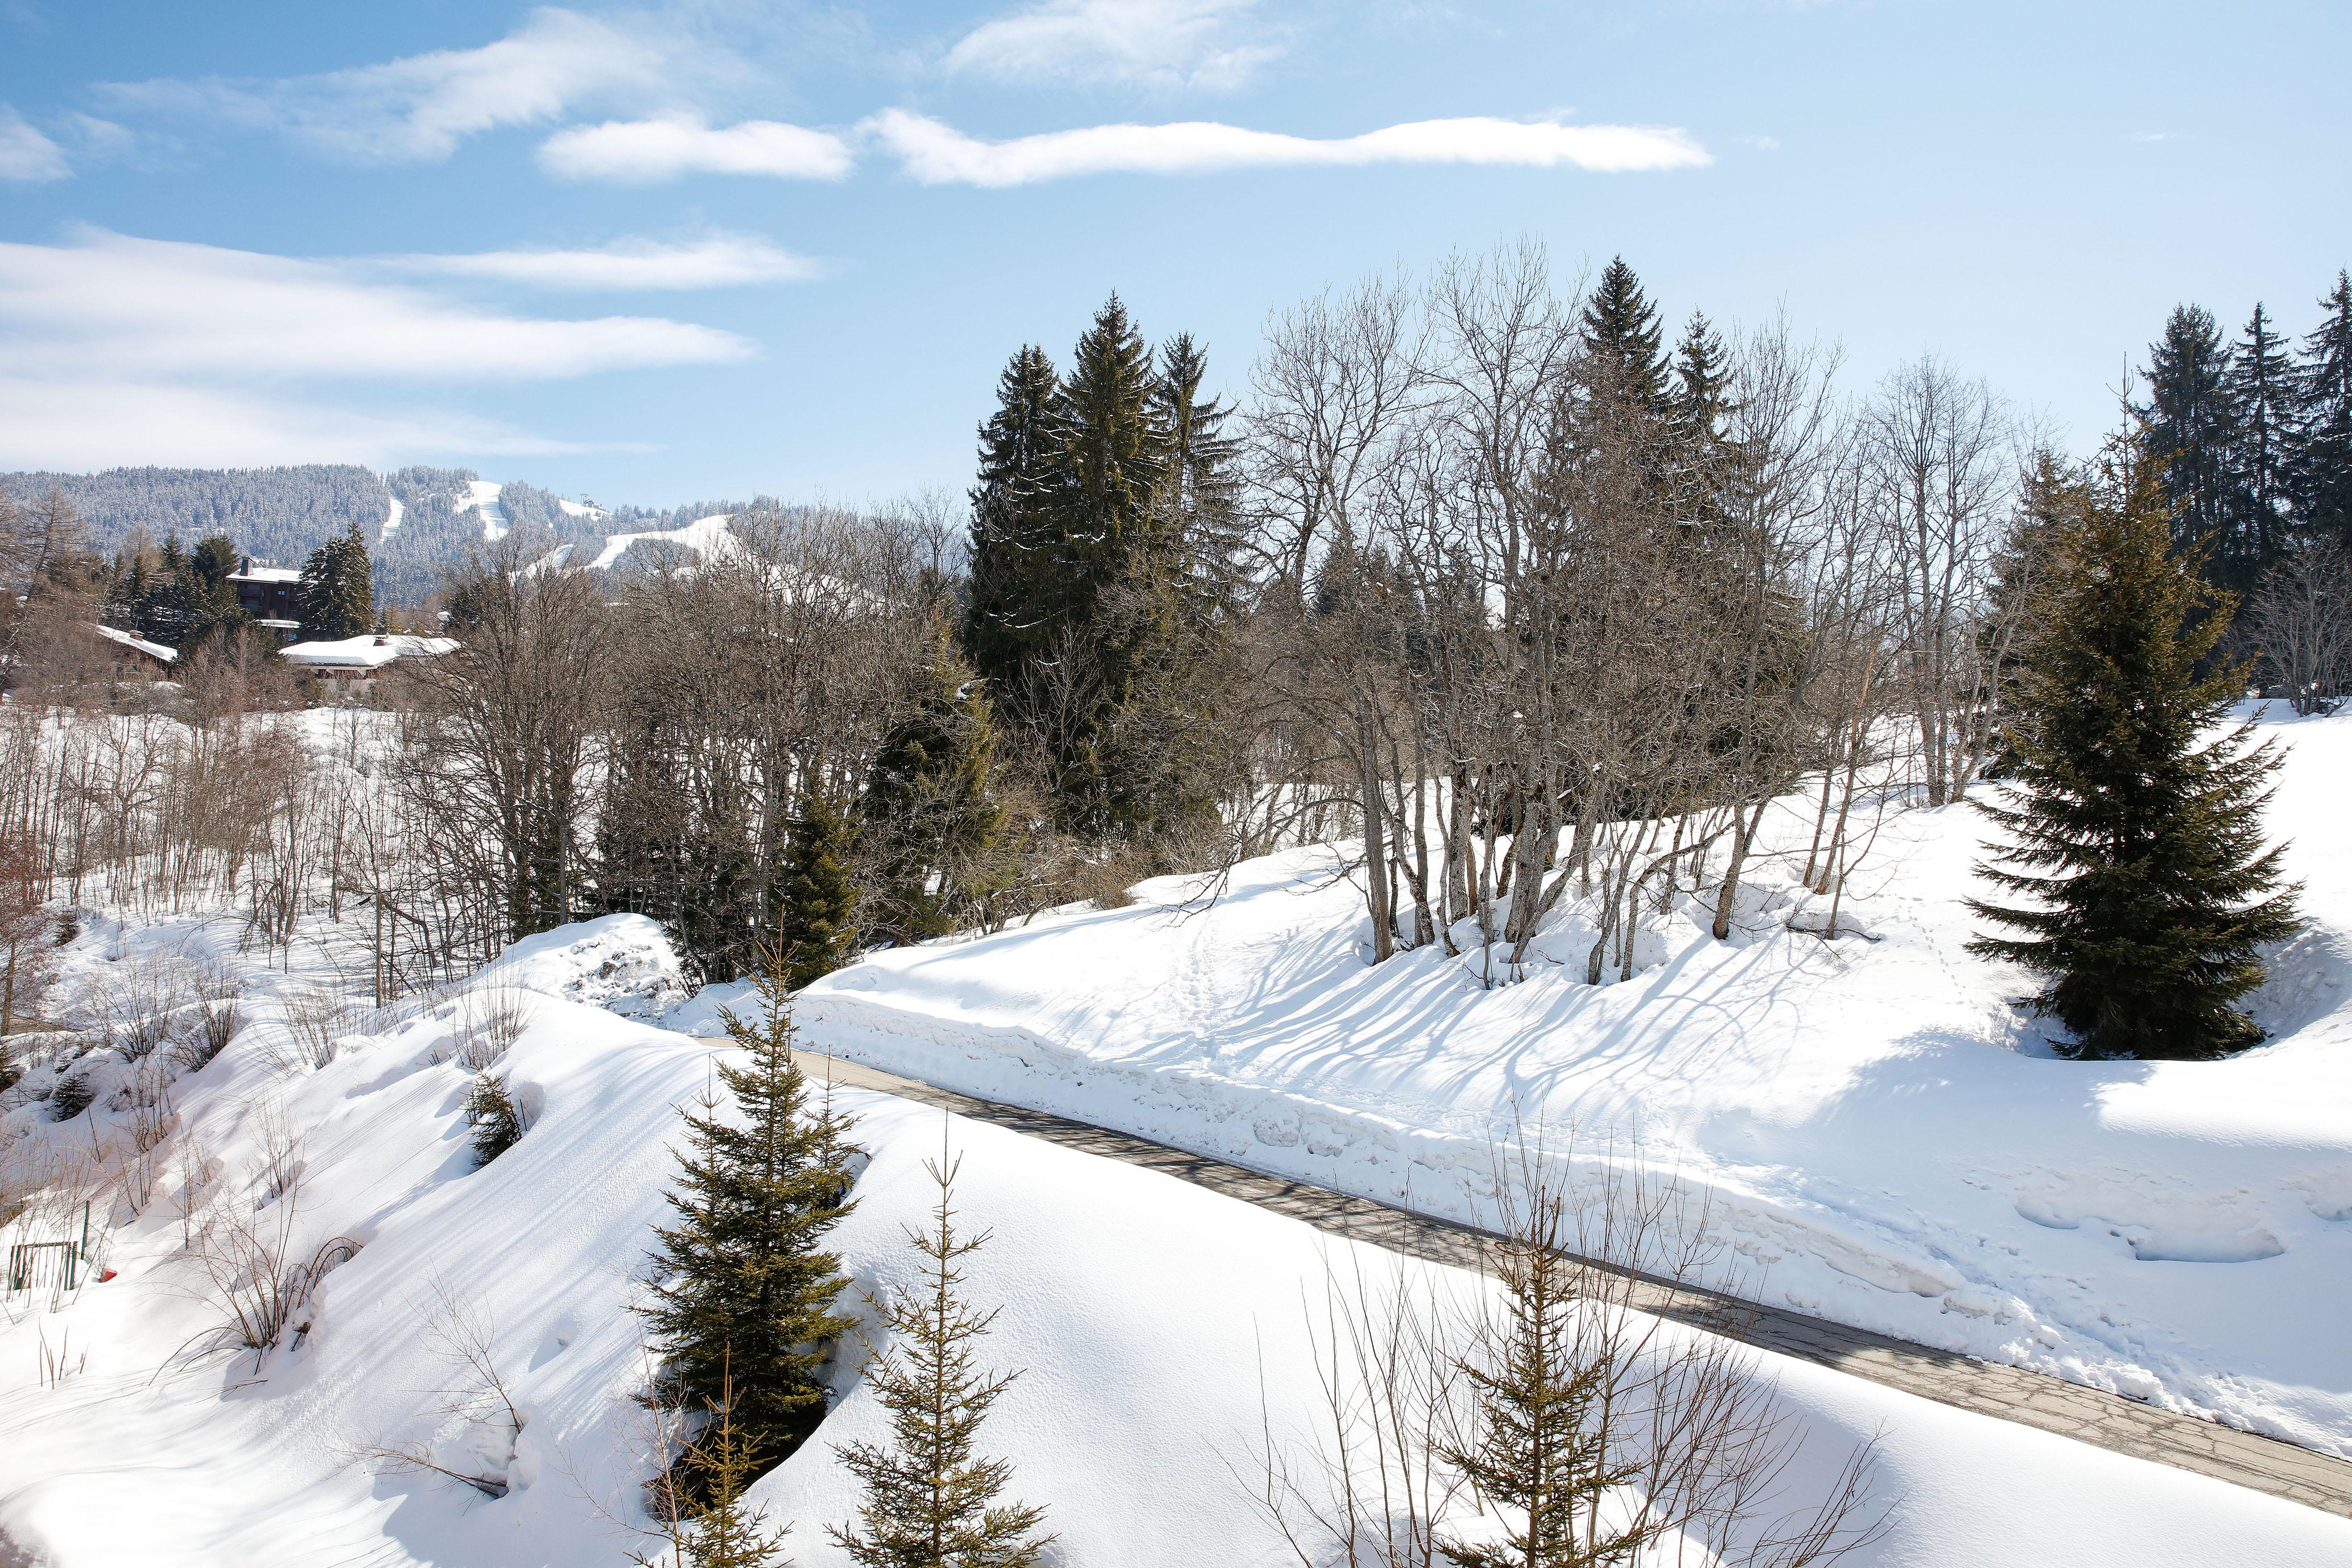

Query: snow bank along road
<box><xmin>794</xmin><ymin>1045</ymin><xmax>2352</xmax><ymax>1520</ymax></box>
<box><xmin>701</xmin><ymin>708</ymin><xmax>2352</xmax><ymax>1511</ymax></box>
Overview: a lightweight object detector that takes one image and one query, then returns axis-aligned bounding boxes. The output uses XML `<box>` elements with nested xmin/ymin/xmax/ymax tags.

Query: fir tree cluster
<box><xmin>102</xmin><ymin>532</ymin><xmax>245</xmax><ymax>649</ymax></box>
<box><xmin>2137</xmin><ymin>272</ymin><xmax>2352</xmax><ymax>612</ymax></box>
<box><xmin>298</xmin><ymin>523</ymin><xmax>377</xmax><ymax>640</ymax></box>
<box><xmin>963</xmin><ymin>297</ymin><xmax>1245</xmax><ymax>844</ymax></box>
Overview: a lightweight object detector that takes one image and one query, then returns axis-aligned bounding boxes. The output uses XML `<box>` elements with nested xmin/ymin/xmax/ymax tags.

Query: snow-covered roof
<box><xmin>279</xmin><ymin>633</ymin><xmax>457</xmax><ymax>670</ymax></box>
<box><xmin>92</xmin><ymin>623</ymin><xmax>176</xmax><ymax>663</ymax></box>
<box><xmin>229</xmin><ymin>564</ymin><xmax>302</xmax><ymax>584</ymax></box>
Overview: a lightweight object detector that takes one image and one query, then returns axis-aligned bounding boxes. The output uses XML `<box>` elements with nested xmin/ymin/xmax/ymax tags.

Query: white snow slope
<box><xmin>586</xmin><ymin>512</ymin><xmax>737</xmax><ymax>571</ymax></box>
<box><xmin>460</xmin><ymin>479</ymin><xmax>507</xmax><ymax>542</ymax></box>
<box><xmin>2</xmin><ymin>918</ymin><xmax>2346</xmax><ymax>1567</ymax></box>
<box><xmin>732</xmin><ymin>705</ymin><xmax>2352</xmax><ymax>1462</ymax></box>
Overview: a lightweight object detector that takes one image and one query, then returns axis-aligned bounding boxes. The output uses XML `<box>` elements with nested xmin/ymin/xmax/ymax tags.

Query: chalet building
<box><xmin>279</xmin><ymin>633</ymin><xmax>457</xmax><ymax>698</ymax></box>
<box><xmin>226</xmin><ymin>558</ymin><xmax>304</xmax><ymax>641</ymax></box>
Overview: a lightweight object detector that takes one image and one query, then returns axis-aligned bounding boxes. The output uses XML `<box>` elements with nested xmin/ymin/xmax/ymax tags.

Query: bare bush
<box><xmin>453</xmin><ymin>983</ymin><xmax>533</xmax><ymax>1071</ymax></box>
<box><xmin>346</xmin><ymin>1273</ymin><xmax>523</xmax><ymax>1498</ymax></box>
<box><xmin>266</xmin><ymin>984</ymin><xmax>361</xmax><ymax>1074</ymax></box>
<box><xmin>176</xmin><ymin>1115</ymin><xmax>358</xmax><ymax>1371</ymax></box>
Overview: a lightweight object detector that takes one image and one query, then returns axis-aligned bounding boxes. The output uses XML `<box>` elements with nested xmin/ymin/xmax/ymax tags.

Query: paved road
<box><xmin>799</xmin><ymin>1046</ymin><xmax>2352</xmax><ymax>1520</ymax></box>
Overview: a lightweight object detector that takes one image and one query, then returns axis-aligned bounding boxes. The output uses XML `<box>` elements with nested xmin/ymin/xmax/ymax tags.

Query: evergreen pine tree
<box><xmin>2225</xmin><ymin>302</ymin><xmax>2296</xmax><ymax>581</ymax></box>
<box><xmin>775</xmin><ymin>787</ymin><xmax>860</xmax><ymax>991</ymax></box>
<box><xmin>962</xmin><ymin>346</ymin><xmax>1063</xmax><ymax>704</ymax></box>
<box><xmin>1967</xmin><ymin>438</ymin><xmax>2300</xmax><ymax>1060</ymax></box>
<box><xmin>640</xmin><ymin>1357</ymin><xmax>795</xmax><ymax>1568</ymax></box>
<box><xmin>1435</xmin><ymin>1190</ymin><xmax>1657</xmax><ymax>1568</ymax></box>
<box><xmin>1150</xmin><ymin>330</ymin><xmax>1245</xmax><ymax>601</ymax></box>
<box><xmin>2293</xmin><ymin>270</ymin><xmax>2352</xmax><ymax>553</ymax></box>
<box><xmin>465</xmin><ymin>1071</ymin><xmax>526</xmax><ymax>1165</ymax></box>
<box><xmin>640</xmin><ymin>955</ymin><xmax>857</xmax><ymax>1467</ymax></box>
<box><xmin>2139</xmin><ymin>304</ymin><xmax>2252</xmax><ymax>597</ymax></box>
<box><xmin>1578</xmin><ymin>257</ymin><xmax>1672</xmax><ymax>416</ymax></box>
<box><xmin>299</xmin><ymin>523</ymin><xmax>374</xmax><ymax>639</ymax></box>
<box><xmin>861</xmin><ymin>628</ymin><xmax>1008</xmax><ymax>947</ymax></box>
<box><xmin>828</xmin><ymin>1129</ymin><xmax>1051</xmax><ymax>1568</ymax></box>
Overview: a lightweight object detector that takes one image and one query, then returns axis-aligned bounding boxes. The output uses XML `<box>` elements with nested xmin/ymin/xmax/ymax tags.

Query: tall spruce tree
<box><xmin>828</xmin><ymin>1130</ymin><xmax>1051</xmax><ymax>1568</ymax></box>
<box><xmin>1967</xmin><ymin>438</ymin><xmax>2300</xmax><ymax>1060</ymax></box>
<box><xmin>861</xmin><ymin>629</ymin><xmax>1008</xmax><ymax>947</ymax></box>
<box><xmin>2225</xmin><ymin>302</ymin><xmax>2296</xmax><ymax>580</ymax></box>
<box><xmin>1579</xmin><ymin>257</ymin><xmax>1672</xmax><ymax>416</ymax></box>
<box><xmin>298</xmin><ymin>522</ymin><xmax>374</xmax><ymax>639</ymax></box>
<box><xmin>641</xmin><ymin>956</ymin><xmax>857</xmax><ymax>1470</ymax></box>
<box><xmin>775</xmin><ymin>786</ymin><xmax>860</xmax><ymax>990</ymax></box>
<box><xmin>2139</xmin><ymin>304</ymin><xmax>2251</xmax><ymax>597</ymax></box>
<box><xmin>2294</xmin><ymin>271</ymin><xmax>2352</xmax><ymax>553</ymax></box>
<box><xmin>963</xmin><ymin>346</ymin><xmax>1063</xmax><ymax>704</ymax></box>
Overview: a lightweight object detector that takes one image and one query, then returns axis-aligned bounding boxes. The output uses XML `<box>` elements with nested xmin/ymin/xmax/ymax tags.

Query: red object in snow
<box><xmin>98</xmin><ymin>1268</ymin><xmax>118</xmax><ymax>1283</ymax></box>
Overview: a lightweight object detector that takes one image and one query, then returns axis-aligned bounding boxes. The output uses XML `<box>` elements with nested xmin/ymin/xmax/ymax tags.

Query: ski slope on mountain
<box><xmin>585</xmin><ymin>512</ymin><xmax>737</xmax><ymax>570</ymax></box>
<box><xmin>3</xmin><ymin>918</ymin><xmax>2346</xmax><ymax>1567</ymax></box>
<box><xmin>752</xmin><ymin>704</ymin><xmax>2352</xmax><ymax>1462</ymax></box>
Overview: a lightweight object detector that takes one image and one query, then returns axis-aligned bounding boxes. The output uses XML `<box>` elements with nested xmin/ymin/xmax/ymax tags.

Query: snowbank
<box><xmin>5</xmin><ymin>936</ymin><xmax>2346</xmax><ymax>1567</ymax></box>
<box><xmin>761</xmin><ymin>707</ymin><xmax>2352</xmax><ymax>1459</ymax></box>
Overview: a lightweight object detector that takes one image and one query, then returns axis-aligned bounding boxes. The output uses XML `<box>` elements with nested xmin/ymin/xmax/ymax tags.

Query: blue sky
<box><xmin>1</xmin><ymin>0</ymin><xmax>2345</xmax><ymax>510</ymax></box>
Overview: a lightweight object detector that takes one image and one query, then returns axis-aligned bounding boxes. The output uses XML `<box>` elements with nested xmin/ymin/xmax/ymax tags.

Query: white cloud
<box><xmin>865</xmin><ymin>108</ymin><xmax>1711</xmax><ymax>187</ymax></box>
<box><xmin>0</xmin><ymin>105</ymin><xmax>69</xmax><ymax>181</ymax></box>
<box><xmin>0</xmin><ymin>229</ymin><xmax>753</xmax><ymax>381</ymax></box>
<box><xmin>104</xmin><ymin>7</ymin><xmax>671</xmax><ymax>163</ymax></box>
<box><xmin>0</xmin><ymin>379</ymin><xmax>589</xmax><ymax>469</ymax></box>
<box><xmin>537</xmin><ymin>115</ymin><xmax>853</xmax><ymax>182</ymax></box>
<box><xmin>945</xmin><ymin>0</ymin><xmax>1279</xmax><ymax>90</ymax></box>
<box><xmin>390</xmin><ymin>235</ymin><xmax>818</xmax><ymax>291</ymax></box>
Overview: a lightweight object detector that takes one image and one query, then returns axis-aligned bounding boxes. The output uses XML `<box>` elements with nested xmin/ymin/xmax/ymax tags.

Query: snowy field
<box><xmin>749</xmin><ymin>705</ymin><xmax>2352</xmax><ymax>1462</ymax></box>
<box><xmin>0</xmin><ymin>708</ymin><xmax>2346</xmax><ymax>1566</ymax></box>
<box><xmin>2</xmin><ymin>925</ymin><xmax>2347</xmax><ymax>1567</ymax></box>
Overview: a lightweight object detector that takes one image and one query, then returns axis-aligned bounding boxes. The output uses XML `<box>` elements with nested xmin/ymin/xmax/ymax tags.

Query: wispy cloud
<box><xmin>389</xmin><ymin>235</ymin><xmax>818</xmax><ymax>291</ymax></box>
<box><xmin>945</xmin><ymin>0</ymin><xmax>1281</xmax><ymax>91</ymax></box>
<box><xmin>0</xmin><ymin>104</ymin><xmax>69</xmax><ymax>181</ymax></box>
<box><xmin>0</xmin><ymin>229</ymin><xmax>751</xmax><ymax>467</ymax></box>
<box><xmin>538</xmin><ymin>117</ymin><xmax>853</xmax><ymax>182</ymax></box>
<box><xmin>865</xmin><ymin>109</ymin><xmax>1711</xmax><ymax>186</ymax></box>
<box><xmin>0</xmin><ymin>229</ymin><xmax>751</xmax><ymax>379</ymax></box>
<box><xmin>0</xmin><ymin>379</ymin><xmax>589</xmax><ymax>469</ymax></box>
<box><xmin>101</xmin><ymin>7</ymin><xmax>674</xmax><ymax>164</ymax></box>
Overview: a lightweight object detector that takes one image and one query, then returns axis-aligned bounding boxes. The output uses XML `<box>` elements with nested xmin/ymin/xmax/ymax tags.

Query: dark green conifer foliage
<box><xmin>775</xmin><ymin>788</ymin><xmax>860</xmax><ymax>991</ymax></box>
<box><xmin>299</xmin><ymin>523</ymin><xmax>375</xmax><ymax>639</ymax></box>
<box><xmin>1578</xmin><ymin>257</ymin><xmax>1672</xmax><ymax>416</ymax></box>
<box><xmin>2139</xmin><ymin>305</ymin><xmax>2253</xmax><ymax>597</ymax></box>
<box><xmin>641</xmin><ymin>957</ymin><xmax>857</xmax><ymax>1470</ymax></box>
<box><xmin>828</xmin><ymin>1131</ymin><xmax>1051</xmax><ymax>1568</ymax></box>
<box><xmin>861</xmin><ymin>629</ymin><xmax>1008</xmax><ymax>947</ymax></box>
<box><xmin>1435</xmin><ymin>1187</ymin><xmax>1658</xmax><ymax>1568</ymax></box>
<box><xmin>2226</xmin><ymin>303</ymin><xmax>2296</xmax><ymax>573</ymax></box>
<box><xmin>2294</xmin><ymin>271</ymin><xmax>2352</xmax><ymax>552</ymax></box>
<box><xmin>465</xmin><ymin>1072</ymin><xmax>526</xmax><ymax>1166</ymax></box>
<box><xmin>647</xmin><ymin>1359</ymin><xmax>795</xmax><ymax>1568</ymax></box>
<box><xmin>1967</xmin><ymin>439</ymin><xmax>2300</xmax><ymax>1060</ymax></box>
<box><xmin>963</xmin><ymin>345</ymin><xmax>1064</xmax><ymax>700</ymax></box>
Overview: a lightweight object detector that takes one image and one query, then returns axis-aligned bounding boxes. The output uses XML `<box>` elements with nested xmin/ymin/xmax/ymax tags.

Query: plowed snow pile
<box><xmin>761</xmin><ymin>705</ymin><xmax>2352</xmax><ymax>1459</ymax></box>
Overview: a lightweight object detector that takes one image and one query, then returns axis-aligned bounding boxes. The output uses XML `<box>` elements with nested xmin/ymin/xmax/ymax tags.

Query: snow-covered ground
<box><xmin>3</xmin><ymin>707</ymin><xmax>2347</xmax><ymax>1566</ymax></box>
<box><xmin>381</xmin><ymin>493</ymin><xmax>405</xmax><ymax>538</ymax></box>
<box><xmin>714</xmin><ymin>705</ymin><xmax>2352</xmax><ymax>1462</ymax></box>
<box><xmin>585</xmin><ymin>512</ymin><xmax>737</xmax><ymax>571</ymax></box>
<box><xmin>459</xmin><ymin>479</ymin><xmax>507</xmax><ymax>542</ymax></box>
<box><xmin>2</xmin><ymin>918</ymin><xmax>2345</xmax><ymax>1567</ymax></box>
<box><xmin>556</xmin><ymin>497</ymin><xmax>608</xmax><ymax>521</ymax></box>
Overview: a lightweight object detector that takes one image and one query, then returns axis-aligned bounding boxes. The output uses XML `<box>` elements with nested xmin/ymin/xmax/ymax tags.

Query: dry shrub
<box><xmin>453</xmin><ymin>983</ymin><xmax>533</xmax><ymax>1071</ymax></box>
<box><xmin>175</xmin><ymin>1107</ymin><xmax>359</xmax><ymax>1370</ymax></box>
<box><xmin>265</xmin><ymin>984</ymin><xmax>363</xmax><ymax>1074</ymax></box>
